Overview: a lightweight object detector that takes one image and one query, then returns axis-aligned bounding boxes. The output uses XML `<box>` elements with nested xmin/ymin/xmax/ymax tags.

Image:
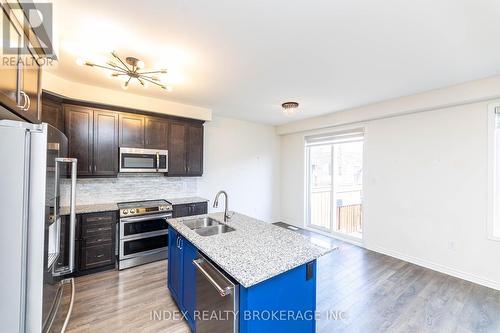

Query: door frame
<box><xmin>304</xmin><ymin>130</ymin><xmax>365</xmax><ymax>244</ymax></box>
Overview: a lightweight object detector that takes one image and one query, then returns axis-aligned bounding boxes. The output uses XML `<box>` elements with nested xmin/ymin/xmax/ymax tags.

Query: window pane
<box><xmin>333</xmin><ymin>141</ymin><xmax>363</xmax><ymax>238</ymax></box>
<box><xmin>309</xmin><ymin>145</ymin><xmax>332</xmax><ymax>229</ymax></box>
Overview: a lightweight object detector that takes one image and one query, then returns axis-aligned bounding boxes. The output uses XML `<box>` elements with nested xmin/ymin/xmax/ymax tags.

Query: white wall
<box><xmin>280</xmin><ymin>88</ymin><xmax>500</xmax><ymax>290</ymax></box>
<box><xmin>363</xmin><ymin>101</ymin><xmax>500</xmax><ymax>289</ymax></box>
<box><xmin>198</xmin><ymin>115</ymin><xmax>281</xmax><ymax>222</ymax></box>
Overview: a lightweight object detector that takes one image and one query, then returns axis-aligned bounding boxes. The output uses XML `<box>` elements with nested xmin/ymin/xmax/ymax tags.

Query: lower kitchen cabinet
<box><xmin>77</xmin><ymin>211</ymin><xmax>117</xmax><ymax>274</ymax></box>
<box><xmin>168</xmin><ymin>227</ymin><xmax>197</xmax><ymax>331</ymax></box>
<box><xmin>173</xmin><ymin>201</ymin><xmax>208</xmax><ymax>218</ymax></box>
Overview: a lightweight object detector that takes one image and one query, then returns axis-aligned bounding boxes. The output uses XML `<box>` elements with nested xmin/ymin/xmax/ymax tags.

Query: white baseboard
<box><xmin>367</xmin><ymin>244</ymin><xmax>500</xmax><ymax>291</ymax></box>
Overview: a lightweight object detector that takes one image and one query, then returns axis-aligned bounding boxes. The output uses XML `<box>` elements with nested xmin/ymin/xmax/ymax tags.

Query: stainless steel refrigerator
<box><xmin>0</xmin><ymin>119</ymin><xmax>78</xmax><ymax>333</ymax></box>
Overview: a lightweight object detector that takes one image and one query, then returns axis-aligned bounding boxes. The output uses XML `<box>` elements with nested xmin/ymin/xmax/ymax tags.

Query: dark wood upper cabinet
<box><xmin>64</xmin><ymin>105</ymin><xmax>119</xmax><ymax>177</ymax></box>
<box><xmin>119</xmin><ymin>113</ymin><xmax>145</xmax><ymax>148</ymax></box>
<box><xmin>64</xmin><ymin>105</ymin><xmax>93</xmax><ymax>176</ymax></box>
<box><xmin>145</xmin><ymin>117</ymin><xmax>169</xmax><ymax>150</ymax></box>
<box><xmin>186</xmin><ymin>124</ymin><xmax>203</xmax><ymax>176</ymax></box>
<box><xmin>42</xmin><ymin>92</ymin><xmax>204</xmax><ymax>178</ymax></box>
<box><xmin>20</xmin><ymin>44</ymin><xmax>41</xmax><ymax>121</ymax></box>
<box><xmin>93</xmin><ymin>110</ymin><xmax>119</xmax><ymax>176</ymax></box>
<box><xmin>167</xmin><ymin>121</ymin><xmax>204</xmax><ymax>177</ymax></box>
<box><xmin>0</xmin><ymin>9</ymin><xmax>21</xmax><ymax>115</ymax></box>
<box><xmin>168</xmin><ymin>121</ymin><xmax>188</xmax><ymax>175</ymax></box>
<box><xmin>0</xmin><ymin>8</ymin><xmax>45</xmax><ymax>123</ymax></box>
<box><xmin>41</xmin><ymin>98</ymin><xmax>64</xmax><ymax>131</ymax></box>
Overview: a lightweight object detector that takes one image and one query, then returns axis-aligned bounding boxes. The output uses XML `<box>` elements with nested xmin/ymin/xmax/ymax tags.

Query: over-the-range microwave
<box><xmin>119</xmin><ymin>147</ymin><xmax>168</xmax><ymax>173</ymax></box>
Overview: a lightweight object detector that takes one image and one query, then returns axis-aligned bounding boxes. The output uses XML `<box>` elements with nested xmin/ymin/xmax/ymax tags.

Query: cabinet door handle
<box><xmin>88</xmin><ymin>165</ymin><xmax>91</xmax><ymax>173</ymax></box>
<box><xmin>25</xmin><ymin>93</ymin><xmax>31</xmax><ymax>111</ymax></box>
<box><xmin>18</xmin><ymin>91</ymin><xmax>28</xmax><ymax>110</ymax></box>
<box><xmin>94</xmin><ymin>164</ymin><xmax>97</xmax><ymax>172</ymax></box>
<box><xmin>96</xmin><ymin>254</ymin><xmax>104</xmax><ymax>258</ymax></box>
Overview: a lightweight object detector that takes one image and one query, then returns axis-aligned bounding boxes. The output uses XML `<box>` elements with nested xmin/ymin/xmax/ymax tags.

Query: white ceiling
<box><xmin>49</xmin><ymin>0</ymin><xmax>500</xmax><ymax>125</ymax></box>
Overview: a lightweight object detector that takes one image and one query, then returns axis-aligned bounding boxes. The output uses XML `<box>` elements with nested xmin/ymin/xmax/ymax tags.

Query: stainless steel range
<box><xmin>117</xmin><ymin>200</ymin><xmax>173</xmax><ymax>270</ymax></box>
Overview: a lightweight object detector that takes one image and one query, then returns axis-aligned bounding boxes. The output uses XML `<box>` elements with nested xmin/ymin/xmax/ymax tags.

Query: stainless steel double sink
<box><xmin>182</xmin><ymin>217</ymin><xmax>235</xmax><ymax>237</ymax></box>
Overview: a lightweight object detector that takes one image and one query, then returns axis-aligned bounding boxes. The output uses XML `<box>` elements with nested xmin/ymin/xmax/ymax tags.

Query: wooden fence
<box><xmin>336</xmin><ymin>204</ymin><xmax>363</xmax><ymax>234</ymax></box>
<box><xmin>310</xmin><ymin>188</ymin><xmax>362</xmax><ymax>234</ymax></box>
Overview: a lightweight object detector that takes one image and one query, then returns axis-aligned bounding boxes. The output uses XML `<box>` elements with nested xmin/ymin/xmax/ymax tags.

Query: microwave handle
<box><xmin>156</xmin><ymin>152</ymin><xmax>159</xmax><ymax>172</ymax></box>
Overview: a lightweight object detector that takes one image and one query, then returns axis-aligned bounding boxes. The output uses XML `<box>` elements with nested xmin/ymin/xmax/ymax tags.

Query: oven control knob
<box><xmin>130</xmin><ymin>209</ymin><xmax>136</xmax><ymax>214</ymax></box>
<box><xmin>122</xmin><ymin>209</ymin><xmax>129</xmax><ymax>215</ymax></box>
<box><xmin>159</xmin><ymin>206</ymin><xmax>165</xmax><ymax>211</ymax></box>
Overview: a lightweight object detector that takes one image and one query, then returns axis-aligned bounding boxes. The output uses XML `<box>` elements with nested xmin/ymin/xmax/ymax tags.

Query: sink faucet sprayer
<box><xmin>213</xmin><ymin>190</ymin><xmax>230</xmax><ymax>222</ymax></box>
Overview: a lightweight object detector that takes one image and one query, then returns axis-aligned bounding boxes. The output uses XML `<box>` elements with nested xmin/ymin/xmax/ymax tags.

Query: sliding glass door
<box><xmin>308</xmin><ymin>145</ymin><xmax>333</xmax><ymax>230</ymax></box>
<box><xmin>306</xmin><ymin>131</ymin><xmax>364</xmax><ymax>239</ymax></box>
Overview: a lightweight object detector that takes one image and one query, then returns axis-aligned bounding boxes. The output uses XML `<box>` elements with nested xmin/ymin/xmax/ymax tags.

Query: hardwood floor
<box><xmin>66</xmin><ymin>225</ymin><xmax>500</xmax><ymax>333</ymax></box>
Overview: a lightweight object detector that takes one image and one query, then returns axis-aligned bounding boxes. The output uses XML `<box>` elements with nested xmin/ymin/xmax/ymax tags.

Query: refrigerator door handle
<box><xmin>60</xmin><ymin>278</ymin><xmax>75</xmax><ymax>333</ymax></box>
<box><xmin>53</xmin><ymin>158</ymin><xmax>77</xmax><ymax>276</ymax></box>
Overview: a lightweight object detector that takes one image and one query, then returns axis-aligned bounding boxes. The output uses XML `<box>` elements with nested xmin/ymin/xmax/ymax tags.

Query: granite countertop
<box><xmin>168</xmin><ymin>196</ymin><xmax>209</xmax><ymax>205</ymax></box>
<box><xmin>167</xmin><ymin>212</ymin><xmax>336</xmax><ymax>288</ymax></box>
<box><xmin>60</xmin><ymin>196</ymin><xmax>209</xmax><ymax>216</ymax></box>
<box><xmin>59</xmin><ymin>203</ymin><xmax>118</xmax><ymax>216</ymax></box>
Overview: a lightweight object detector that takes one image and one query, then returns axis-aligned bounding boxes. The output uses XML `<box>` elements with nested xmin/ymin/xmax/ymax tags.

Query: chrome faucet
<box><xmin>213</xmin><ymin>190</ymin><xmax>230</xmax><ymax>222</ymax></box>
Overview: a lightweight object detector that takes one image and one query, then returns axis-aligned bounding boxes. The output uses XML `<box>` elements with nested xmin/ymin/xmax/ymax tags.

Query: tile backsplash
<box><xmin>60</xmin><ymin>174</ymin><xmax>198</xmax><ymax>206</ymax></box>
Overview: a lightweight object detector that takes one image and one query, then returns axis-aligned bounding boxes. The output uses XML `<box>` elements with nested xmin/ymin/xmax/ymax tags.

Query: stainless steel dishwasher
<box><xmin>193</xmin><ymin>254</ymin><xmax>239</xmax><ymax>333</ymax></box>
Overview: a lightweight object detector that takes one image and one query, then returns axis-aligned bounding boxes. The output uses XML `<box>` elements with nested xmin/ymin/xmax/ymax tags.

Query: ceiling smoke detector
<box><xmin>281</xmin><ymin>101</ymin><xmax>299</xmax><ymax>116</ymax></box>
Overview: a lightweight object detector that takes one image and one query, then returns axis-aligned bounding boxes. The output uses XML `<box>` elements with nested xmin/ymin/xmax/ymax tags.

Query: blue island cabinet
<box><xmin>167</xmin><ymin>227</ymin><xmax>197</xmax><ymax>331</ymax></box>
<box><xmin>239</xmin><ymin>261</ymin><xmax>317</xmax><ymax>333</ymax></box>
<box><xmin>168</xmin><ymin>224</ymin><xmax>318</xmax><ymax>333</ymax></box>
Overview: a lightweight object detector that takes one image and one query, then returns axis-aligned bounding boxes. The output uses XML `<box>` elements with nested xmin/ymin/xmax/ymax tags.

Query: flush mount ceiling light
<box><xmin>281</xmin><ymin>101</ymin><xmax>299</xmax><ymax>116</ymax></box>
<box><xmin>76</xmin><ymin>51</ymin><xmax>173</xmax><ymax>91</ymax></box>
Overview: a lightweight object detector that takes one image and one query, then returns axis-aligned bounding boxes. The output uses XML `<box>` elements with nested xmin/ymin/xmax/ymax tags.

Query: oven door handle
<box><xmin>120</xmin><ymin>229</ymin><xmax>168</xmax><ymax>241</ymax></box>
<box><xmin>120</xmin><ymin>213</ymin><xmax>172</xmax><ymax>223</ymax></box>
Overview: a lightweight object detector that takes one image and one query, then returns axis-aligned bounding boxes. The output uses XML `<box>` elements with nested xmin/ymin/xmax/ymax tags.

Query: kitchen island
<box><xmin>166</xmin><ymin>212</ymin><xmax>335</xmax><ymax>333</ymax></box>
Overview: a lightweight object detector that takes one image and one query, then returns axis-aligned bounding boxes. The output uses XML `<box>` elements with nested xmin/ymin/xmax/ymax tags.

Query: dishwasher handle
<box><xmin>193</xmin><ymin>258</ymin><xmax>234</xmax><ymax>297</ymax></box>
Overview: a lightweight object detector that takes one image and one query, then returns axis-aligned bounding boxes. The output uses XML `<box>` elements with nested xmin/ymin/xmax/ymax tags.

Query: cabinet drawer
<box><xmin>81</xmin><ymin>244</ymin><xmax>114</xmax><ymax>270</ymax></box>
<box><xmin>81</xmin><ymin>211</ymin><xmax>115</xmax><ymax>224</ymax></box>
<box><xmin>173</xmin><ymin>202</ymin><xmax>208</xmax><ymax>217</ymax></box>
<box><xmin>82</xmin><ymin>222</ymin><xmax>113</xmax><ymax>238</ymax></box>
<box><xmin>83</xmin><ymin>231</ymin><xmax>113</xmax><ymax>246</ymax></box>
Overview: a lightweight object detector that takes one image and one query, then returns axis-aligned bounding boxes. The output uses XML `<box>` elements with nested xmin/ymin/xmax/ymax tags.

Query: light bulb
<box><xmin>166</xmin><ymin>85</ymin><xmax>173</xmax><ymax>92</ymax></box>
<box><xmin>136</xmin><ymin>60</ymin><xmax>145</xmax><ymax>69</ymax></box>
<box><xmin>76</xmin><ymin>57</ymin><xmax>84</xmax><ymax>66</ymax></box>
<box><xmin>121</xmin><ymin>81</ymin><xmax>129</xmax><ymax>90</ymax></box>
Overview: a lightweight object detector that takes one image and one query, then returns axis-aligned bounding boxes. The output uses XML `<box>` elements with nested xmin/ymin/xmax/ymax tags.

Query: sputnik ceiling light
<box><xmin>77</xmin><ymin>51</ymin><xmax>173</xmax><ymax>91</ymax></box>
<box><xmin>281</xmin><ymin>101</ymin><xmax>299</xmax><ymax>116</ymax></box>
